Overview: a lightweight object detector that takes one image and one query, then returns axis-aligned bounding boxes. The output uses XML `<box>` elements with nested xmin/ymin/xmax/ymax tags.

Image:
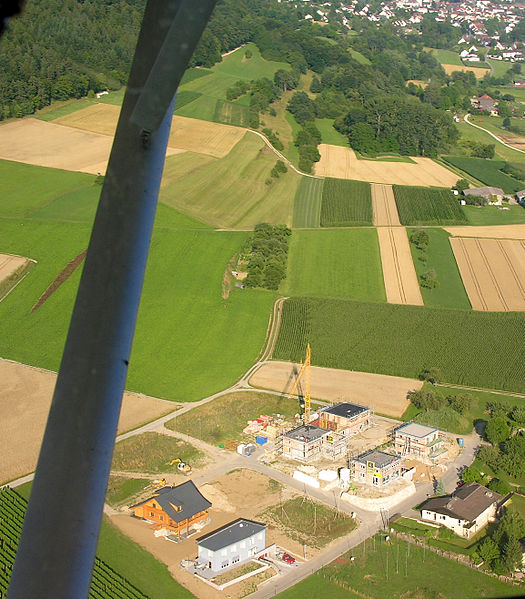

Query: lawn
<box><xmin>277</xmin><ymin>534</ymin><xmax>522</xmax><ymax>599</ymax></box>
<box><xmin>281</xmin><ymin>229</ymin><xmax>385</xmax><ymax>302</ymax></box>
<box><xmin>315</xmin><ymin>118</ymin><xmax>348</xmax><ymax>146</ymax></box>
<box><xmin>274</xmin><ymin>298</ymin><xmax>525</xmax><ymax>393</ymax></box>
<box><xmin>165</xmin><ymin>391</ymin><xmax>299</xmax><ymax>445</ymax></box>
<box><xmin>320</xmin><ymin>178</ymin><xmax>373</xmax><ymax>227</ymax></box>
<box><xmin>292</xmin><ymin>176</ymin><xmax>324</xmax><ymax>228</ymax></box>
<box><xmin>111</xmin><ymin>432</ymin><xmax>206</xmax><ymax>473</ymax></box>
<box><xmin>463</xmin><ymin>204</ymin><xmax>525</xmax><ymax>225</ymax></box>
<box><xmin>160</xmin><ymin>133</ymin><xmax>299</xmax><ymax>228</ymax></box>
<box><xmin>106</xmin><ymin>476</ymin><xmax>150</xmax><ymax>507</ymax></box>
<box><xmin>508</xmin><ymin>493</ymin><xmax>525</xmax><ymax>518</ymax></box>
<box><xmin>408</xmin><ymin>228</ymin><xmax>471</xmax><ymax>310</ymax></box>
<box><xmin>442</xmin><ymin>156</ymin><xmax>523</xmax><ymax>194</ymax></box>
<box><xmin>431</xmin><ymin>48</ymin><xmax>463</xmax><ymax>66</ymax></box>
<box><xmin>393</xmin><ymin>185</ymin><xmax>467</xmax><ymax>226</ymax></box>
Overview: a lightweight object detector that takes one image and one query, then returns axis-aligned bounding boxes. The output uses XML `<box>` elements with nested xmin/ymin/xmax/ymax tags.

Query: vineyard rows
<box><xmin>442</xmin><ymin>156</ymin><xmax>523</xmax><ymax>194</ymax></box>
<box><xmin>393</xmin><ymin>185</ymin><xmax>467</xmax><ymax>226</ymax></box>
<box><xmin>0</xmin><ymin>487</ymin><xmax>148</xmax><ymax>599</ymax></box>
<box><xmin>320</xmin><ymin>178</ymin><xmax>373</xmax><ymax>227</ymax></box>
<box><xmin>273</xmin><ymin>297</ymin><xmax>525</xmax><ymax>393</ymax></box>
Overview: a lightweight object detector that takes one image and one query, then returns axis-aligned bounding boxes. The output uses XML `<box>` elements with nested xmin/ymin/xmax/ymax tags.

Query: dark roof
<box><xmin>131</xmin><ymin>480</ymin><xmax>211</xmax><ymax>523</ymax></box>
<box><xmin>284</xmin><ymin>424</ymin><xmax>329</xmax><ymax>443</ymax></box>
<box><xmin>421</xmin><ymin>483</ymin><xmax>501</xmax><ymax>522</ymax></box>
<box><xmin>321</xmin><ymin>402</ymin><xmax>370</xmax><ymax>420</ymax></box>
<box><xmin>197</xmin><ymin>518</ymin><xmax>266</xmax><ymax>552</ymax></box>
<box><xmin>354</xmin><ymin>449</ymin><xmax>400</xmax><ymax>469</ymax></box>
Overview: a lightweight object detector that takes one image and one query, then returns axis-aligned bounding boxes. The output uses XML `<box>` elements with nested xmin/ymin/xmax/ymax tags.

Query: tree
<box><xmin>454</xmin><ymin>179</ymin><xmax>470</xmax><ymax>194</ymax></box>
<box><xmin>461</xmin><ymin>465</ymin><xmax>487</xmax><ymax>484</ymax></box>
<box><xmin>478</xmin><ymin>537</ymin><xmax>500</xmax><ymax>564</ymax></box>
<box><xmin>503</xmin><ymin>534</ymin><xmax>523</xmax><ymax>573</ymax></box>
<box><xmin>511</xmin><ymin>405</ymin><xmax>525</xmax><ymax>425</ymax></box>
<box><xmin>310</xmin><ymin>76</ymin><xmax>322</xmax><ymax>93</ymax></box>
<box><xmin>488</xmin><ymin>478</ymin><xmax>512</xmax><ymax>495</ymax></box>
<box><xmin>419</xmin><ymin>367</ymin><xmax>442</xmax><ymax>384</ymax></box>
<box><xmin>435</xmin><ymin>478</ymin><xmax>445</xmax><ymax>495</ymax></box>
<box><xmin>503</xmin><ymin>116</ymin><xmax>511</xmax><ymax>129</ymax></box>
<box><xmin>410</xmin><ymin>229</ymin><xmax>429</xmax><ymax>250</ymax></box>
<box><xmin>485</xmin><ymin>416</ymin><xmax>510</xmax><ymax>445</ymax></box>
<box><xmin>420</xmin><ymin>269</ymin><xmax>439</xmax><ymax>289</ymax></box>
<box><xmin>448</xmin><ymin>394</ymin><xmax>471</xmax><ymax>415</ymax></box>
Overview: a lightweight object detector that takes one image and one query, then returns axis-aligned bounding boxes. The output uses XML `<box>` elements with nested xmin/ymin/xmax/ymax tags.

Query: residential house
<box><xmin>130</xmin><ymin>481</ymin><xmax>211</xmax><ymax>540</ymax></box>
<box><xmin>473</xmin><ymin>93</ymin><xmax>498</xmax><ymax>115</ymax></box>
<box><xmin>420</xmin><ymin>482</ymin><xmax>502</xmax><ymax>538</ymax></box>
<box><xmin>392</xmin><ymin>422</ymin><xmax>446</xmax><ymax>462</ymax></box>
<box><xmin>281</xmin><ymin>424</ymin><xmax>330</xmax><ymax>462</ymax></box>
<box><xmin>317</xmin><ymin>402</ymin><xmax>372</xmax><ymax>436</ymax></box>
<box><xmin>196</xmin><ymin>519</ymin><xmax>267</xmax><ymax>573</ymax></box>
<box><xmin>350</xmin><ymin>449</ymin><xmax>403</xmax><ymax>487</ymax></box>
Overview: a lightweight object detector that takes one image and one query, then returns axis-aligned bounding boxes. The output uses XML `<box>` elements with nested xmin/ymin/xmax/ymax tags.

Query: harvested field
<box><xmin>450</xmin><ymin>237</ymin><xmax>525</xmax><ymax>311</ymax></box>
<box><xmin>371</xmin><ymin>184</ymin><xmax>401</xmax><ymax>226</ymax></box>
<box><xmin>315</xmin><ymin>145</ymin><xmax>458</xmax><ymax>187</ymax></box>
<box><xmin>441</xmin><ymin>64</ymin><xmax>488</xmax><ymax>78</ymax></box>
<box><xmin>0</xmin><ymin>254</ymin><xmax>29</xmax><ymax>284</ymax></box>
<box><xmin>55</xmin><ymin>103</ymin><xmax>245</xmax><ymax>158</ymax></box>
<box><xmin>445</xmin><ymin>225</ymin><xmax>525</xmax><ymax>239</ymax></box>
<box><xmin>377</xmin><ymin>227</ymin><xmax>423</xmax><ymax>306</ymax></box>
<box><xmin>0</xmin><ymin>360</ymin><xmax>175</xmax><ymax>484</ymax></box>
<box><xmin>249</xmin><ymin>361</ymin><xmax>420</xmax><ymax>417</ymax></box>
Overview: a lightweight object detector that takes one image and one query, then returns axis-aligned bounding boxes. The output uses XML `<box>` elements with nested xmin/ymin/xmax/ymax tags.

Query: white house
<box><xmin>196</xmin><ymin>519</ymin><xmax>267</xmax><ymax>573</ymax></box>
<box><xmin>420</xmin><ymin>483</ymin><xmax>502</xmax><ymax>539</ymax></box>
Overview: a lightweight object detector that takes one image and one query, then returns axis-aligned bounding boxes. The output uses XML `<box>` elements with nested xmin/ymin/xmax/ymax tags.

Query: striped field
<box><xmin>293</xmin><ymin>177</ymin><xmax>324</xmax><ymax>228</ymax></box>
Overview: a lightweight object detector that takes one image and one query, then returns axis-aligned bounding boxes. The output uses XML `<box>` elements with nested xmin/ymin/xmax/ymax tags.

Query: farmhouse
<box><xmin>464</xmin><ymin>186</ymin><xmax>506</xmax><ymax>205</ymax></box>
<box><xmin>472</xmin><ymin>93</ymin><xmax>498</xmax><ymax>115</ymax></box>
<box><xmin>420</xmin><ymin>482</ymin><xmax>502</xmax><ymax>539</ymax></box>
<box><xmin>130</xmin><ymin>480</ymin><xmax>211</xmax><ymax>540</ymax></box>
<box><xmin>392</xmin><ymin>422</ymin><xmax>446</xmax><ymax>462</ymax></box>
<box><xmin>317</xmin><ymin>402</ymin><xmax>372</xmax><ymax>436</ymax></box>
<box><xmin>350</xmin><ymin>449</ymin><xmax>403</xmax><ymax>487</ymax></box>
<box><xmin>196</xmin><ymin>518</ymin><xmax>268</xmax><ymax>573</ymax></box>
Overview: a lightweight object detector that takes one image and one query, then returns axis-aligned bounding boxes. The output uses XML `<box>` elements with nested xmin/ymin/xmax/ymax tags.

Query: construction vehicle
<box><xmin>169</xmin><ymin>458</ymin><xmax>192</xmax><ymax>474</ymax></box>
<box><xmin>152</xmin><ymin>478</ymin><xmax>167</xmax><ymax>488</ymax></box>
<box><xmin>288</xmin><ymin>344</ymin><xmax>311</xmax><ymax>425</ymax></box>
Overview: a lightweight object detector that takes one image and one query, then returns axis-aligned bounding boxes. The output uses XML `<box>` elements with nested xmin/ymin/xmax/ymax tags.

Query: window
<box><xmin>232</xmin><ymin>555</ymin><xmax>240</xmax><ymax>564</ymax></box>
<box><xmin>221</xmin><ymin>560</ymin><xmax>229</xmax><ymax>569</ymax></box>
<box><xmin>160</xmin><ymin>515</ymin><xmax>163</xmax><ymax>521</ymax></box>
<box><xmin>150</xmin><ymin>511</ymin><xmax>155</xmax><ymax>517</ymax></box>
<box><xmin>231</xmin><ymin>544</ymin><xmax>237</xmax><ymax>552</ymax></box>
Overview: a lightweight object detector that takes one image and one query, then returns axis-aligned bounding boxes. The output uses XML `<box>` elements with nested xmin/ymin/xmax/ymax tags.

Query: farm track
<box><xmin>464</xmin><ymin>113</ymin><xmax>525</xmax><ymax>155</ymax></box>
<box><xmin>371</xmin><ymin>184</ymin><xmax>401</xmax><ymax>226</ymax></box>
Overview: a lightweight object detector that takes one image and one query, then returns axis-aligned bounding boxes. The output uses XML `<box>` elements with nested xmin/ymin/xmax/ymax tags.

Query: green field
<box><xmin>347</xmin><ymin>47</ymin><xmax>371</xmax><ymax>65</ymax></box>
<box><xmin>213</xmin><ymin>98</ymin><xmax>252</xmax><ymax>127</ymax></box>
<box><xmin>463</xmin><ymin>204</ymin><xmax>525</xmax><ymax>225</ymax></box>
<box><xmin>281</xmin><ymin>229</ymin><xmax>385</xmax><ymax>302</ymax></box>
<box><xmin>292</xmin><ymin>177</ymin><xmax>323</xmax><ymax>228</ymax></box>
<box><xmin>274</xmin><ymin>298</ymin><xmax>525</xmax><ymax>393</ymax></box>
<box><xmin>277</xmin><ymin>533</ymin><xmax>520</xmax><ymax>599</ymax></box>
<box><xmin>160</xmin><ymin>133</ymin><xmax>299</xmax><ymax>228</ymax></box>
<box><xmin>430</xmin><ymin>48</ymin><xmax>463</xmax><ymax>66</ymax></box>
<box><xmin>106</xmin><ymin>476</ymin><xmax>150</xmax><ymax>507</ymax></box>
<box><xmin>315</xmin><ymin>118</ymin><xmax>348</xmax><ymax>146</ymax></box>
<box><xmin>442</xmin><ymin>156</ymin><xmax>523</xmax><ymax>194</ymax></box>
<box><xmin>408</xmin><ymin>228</ymin><xmax>471</xmax><ymax>309</ymax></box>
<box><xmin>174</xmin><ymin>90</ymin><xmax>202</xmax><ymax>110</ymax></box>
<box><xmin>320</xmin><ymin>178</ymin><xmax>373</xmax><ymax>227</ymax></box>
<box><xmin>488</xmin><ymin>58</ymin><xmax>516</xmax><ymax>78</ymax></box>
<box><xmin>393</xmin><ymin>185</ymin><xmax>467</xmax><ymax>226</ymax></box>
<box><xmin>456</xmin><ymin>120</ymin><xmax>525</xmax><ymax>164</ymax></box>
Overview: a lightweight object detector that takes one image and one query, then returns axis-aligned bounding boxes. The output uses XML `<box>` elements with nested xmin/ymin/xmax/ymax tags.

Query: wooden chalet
<box><xmin>130</xmin><ymin>480</ymin><xmax>211</xmax><ymax>540</ymax></box>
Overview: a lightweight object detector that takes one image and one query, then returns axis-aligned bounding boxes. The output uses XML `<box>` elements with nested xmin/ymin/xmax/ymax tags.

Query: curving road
<box><xmin>464</xmin><ymin>113</ymin><xmax>525</xmax><ymax>155</ymax></box>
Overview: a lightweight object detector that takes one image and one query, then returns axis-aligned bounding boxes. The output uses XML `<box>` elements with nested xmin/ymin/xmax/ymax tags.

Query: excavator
<box><xmin>169</xmin><ymin>458</ymin><xmax>192</xmax><ymax>474</ymax></box>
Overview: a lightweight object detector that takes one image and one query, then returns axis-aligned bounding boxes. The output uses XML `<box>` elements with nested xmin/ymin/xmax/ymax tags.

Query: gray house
<box><xmin>464</xmin><ymin>186</ymin><xmax>505</xmax><ymax>205</ymax></box>
<box><xmin>196</xmin><ymin>518</ymin><xmax>267</xmax><ymax>573</ymax></box>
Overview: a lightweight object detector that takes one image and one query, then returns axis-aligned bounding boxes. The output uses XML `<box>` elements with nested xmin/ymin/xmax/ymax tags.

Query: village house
<box><xmin>472</xmin><ymin>93</ymin><xmax>498</xmax><ymax>115</ymax></box>
<box><xmin>420</xmin><ymin>482</ymin><xmax>502</xmax><ymax>539</ymax></box>
<box><xmin>317</xmin><ymin>402</ymin><xmax>372</xmax><ymax>436</ymax></box>
<box><xmin>196</xmin><ymin>519</ymin><xmax>268</xmax><ymax>573</ymax></box>
<box><xmin>392</xmin><ymin>422</ymin><xmax>446</xmax><ymax>462</ymax></box>
<box><xmin>464</xmin><ymin>186</ymin><xmax>506</xmax><ymax>205</ymax></box>
<box><xmin>130</xmin><ymin>480</ymin><xmax>211</xmax><ymax>540</ymax></box>
<box><xmin>350</xmin><ymin>449</ymin><xmax>403</xmax><ymax>487</ymax></box>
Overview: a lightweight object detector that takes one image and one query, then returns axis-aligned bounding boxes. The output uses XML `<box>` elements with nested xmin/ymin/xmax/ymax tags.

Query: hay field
<box><xmin>250</xmin><ymin>361</ymin><xmax>420</xmax><ymax>417</ymax></box>
<box><xmin>56</xmin><ymin>103</ymin><xmax>245</xmax><ymax>158</ymax></box>
<box><xmin>0</xmin><ymin>254</ymin><xmax>28</xmax><ymax>283</ymax></box>
<box><xmin>445</xmin><ymin>225</ymin><xmax>525</xmax><ymax>239</ymax></box>
<box><xmin>0</xmin><ymin>360</ymin><xmax>175</xmax><ymax>484</ymax></box>
<box><xmin>315</xmin><ymin>144</ymin><xmax>458</xmax><ymax>186</ymax></box>
<box><xmin>450</xmin><ymin>237</ymin><xmax>525</xmax><ymax>311</ymax></box>
<box><xmin>377</xmin><ymin>227</ymin><xmax>423</xmax><ymax>306</ymax></box>
<box><xmin>372</xmin><ymin>184</ymin><xmax>401</xmax><ymax>226</ymax></box>
<box><xmin>442</xmin><ymin>64</ymin><xmax>489</xmax><ymax>78</ymax></box>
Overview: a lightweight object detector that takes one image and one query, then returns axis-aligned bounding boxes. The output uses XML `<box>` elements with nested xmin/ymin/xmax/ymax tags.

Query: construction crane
<box><xmin>288</xmin><ymin>344</ymin><xmax>311</xmax><ymax>425</ymax></box>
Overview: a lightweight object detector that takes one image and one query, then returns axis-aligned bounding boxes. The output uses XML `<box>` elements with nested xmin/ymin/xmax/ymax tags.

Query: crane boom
<box><xmin>287</xmin><ymin>344</ymin><xmax>311</xmax><ymax>424</ymax></box>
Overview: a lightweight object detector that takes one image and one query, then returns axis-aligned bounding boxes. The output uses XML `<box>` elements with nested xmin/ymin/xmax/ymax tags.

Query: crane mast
<box><xmin>288</xmin><ymin>344</ymin><xmax>311</xmax><ymax>424</ymax></box>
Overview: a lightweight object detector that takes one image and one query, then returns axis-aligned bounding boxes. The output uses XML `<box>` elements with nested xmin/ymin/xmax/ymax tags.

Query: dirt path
<box><xmin>464</xmin><ymin>113</ymin><xmax>525</xmax><ymax>155</ymax></box>
<box><xmin>371</xmin><ymin>184</ymin><xmax>401</xmax><ymax>226</ymax></box>
<box><xmin>450</xmin><ymin>237</ymin><xmax>525</xmax><ymax>311</ymax></box>
<box><xmin>377</xmin><ymin>227</ymin><xmax>423</xmax><ymax>306</ymax></box>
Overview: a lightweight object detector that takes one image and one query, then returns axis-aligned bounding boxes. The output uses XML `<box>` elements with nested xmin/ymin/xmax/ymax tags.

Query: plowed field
<box><xmin>315</xmin><ymin>145</ymin><xmax>458</xmax><ymax>186</ymax></box>
<box><xmin>450</xmin><ymin>237</ymin><xmax>525</xmax><ymax>311</ymax></box>
<box><xmin>372</xmin><ymin>184</ymin><xmax>401</xmax><ymax>226</ymax></box>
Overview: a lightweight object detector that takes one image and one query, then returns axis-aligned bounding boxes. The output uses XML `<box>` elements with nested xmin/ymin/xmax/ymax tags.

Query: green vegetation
<box><xmin>282</xmin><ymin>229</ymin><xmax>385</xmax><ymax>302</ymax></box>
<box><xmin>244</xmin><ymin>223</ymin><xmax>291</xmax><ymax>290</ymax></box>
<box><xmin>106</xmin><ymin>477</ymin><xmax>150</xmax><ymax>507</ymax></box>
<box><xmin>174</xmin><ymin>90</ymin><xmax>202</xmax><ymax>110</ymax></box>
<box><xmin>165</xmin><ymin>391</ymin><xmax>299</xmax><ymax>445</ymax></box>
<box><xmin>314</xmin><ymin>118</ymin><xmax>348</xmax><ymax>146</ymax></box>
<box><xmin>36</xmin><ymin>98</ymin><xmax>96</xmax><ymax>121</ymax></box>
<box><xmin>347</xmin><ymin>47</ymin><xmax>371</xmax><ymax>65</ymax></box>
<box><xmin>430</xmin><ymin>48</ymin><xmax>463</xmax><ymax>66</ymax></box>
<box><xmin>463</xmin><ymin>205</ymin><xmax>525</xmax><ymax>225</ymax></box>
<box><xmin>443</xmin><ymin>156</ymin><xmax>523</xmax><ymax>194</ymax></box>
<box><xmin>277</xmin><ymin>533</ymin><xmax>521</xmax><ymax>599</ymax></box>
<box><xmin>111</xmin><ymin>433</ymin><xmax>206</xmax><ymax>474</ymax></box>
<box><xmin>292</xmin><ymin>177</ymin><xmax>323</xmax><ymax>228</ymax></box>
<box><xmin>456</xmin><ymin>120</ymin><xmax>525</xmax><ymax>164</ymax></box>
<box><xmin>393</xmin><ymin>186</ymin><xmax>467</xmax><ymax>226</ymax></box>
<box><xmin>214</xmin><ymin>43</ymin><xmax>290</xmax><ymax>80</ymax></box>
<box><xmin>320</xmin><ymin>178</ymin><xmax>373</xmax><ymax>227</ymax></box>
<box><xmin>262</xmin><ymin>497</ymin><xmax>356</xmax><ymax>548</ymax></box>
<box><xmin>409</xmin><ymin>228</ymin><xmax>470</xmax><ymax>309</ymax></box>
<box><xmin>274</xmin><ymin>298</ymin><xmax>525</xmax><ymax>393</ymax></box>
<box><xmin>213</xmin><ymin>98</ymin><xmax>253</xmax><ymax>127</ymax></box>
<box><xmin>488</xmin><ymin>59</ymin><xmax>517</xmax><ymax>79</ymax></box>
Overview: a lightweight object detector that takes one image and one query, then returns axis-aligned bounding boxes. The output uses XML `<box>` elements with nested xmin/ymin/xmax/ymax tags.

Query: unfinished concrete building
<box><xmin>350</xmin><ymin>449</ymin><xmax>403</xmax><ymax>487</ymax></box>
<box><xmin>392</xmin><ymin>422</ymin><xmax>446</xmax><ymax>462</ymax></box>
<box><xmin>281</xmin><ymin>425</ymin><xmax>346</xmax><ymax>462</ymax></box>
<box><xmin>317</xmin><ymin>402</ymin><xmax>372</xmax><ymax>437</ymax></box>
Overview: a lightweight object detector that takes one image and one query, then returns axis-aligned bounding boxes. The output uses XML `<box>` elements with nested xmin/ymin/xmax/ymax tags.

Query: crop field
<box><xmin>371</xmin><ymin>184</ymin><xmax>401</xmax><ymax>226</ymax></box>
<box><xmin>316</xmin><ymin>144</ymin><xmax>458</xmax><ymax>186</ymax></box>
<box><xmin>273</xmin><ymin>297</ymin><xmax>525</xmax><ymax>392</ymax></box>
<box><xmin>281</xmin><ymin>229</ymin><xmax>385</xmax><ymax>301</ymax></box>
<box><xmin>445</xmin><ymin>224</ymin><xmax>525</xmax><ymax>239</ymax></box>
<box><xmin>292</xmin><ymin>177</ymin><xmax>323</xmax><ymax>228</ymax></box>
<box><xmin>213</xmin><ymin>98</ymin><xmax>252</xmax><ymax>127</ymax></box>
<box><xmin>408</xmin><ymin>228</ymin><xmax>471</xmax><ymax>310</ymax></box>
<box><xmin>160</xmin><ymin>133</ymin><xmax>299</xmax><ymax>228</ymax></box>
<box><xmin>442</xmin><ymin>156</ymin><xmax>523</xmax><ymax>194</ymax></box>
<box><xmin>320</xmin><ymin>178</ymin><xmax>372</xmax><ymax>226</ymax></box>
<box><xmin>441</xmin><ymin>64</ymin><xmax>489</xmax><ymax>78</ymax></box>
<box><xmin>450</xmin><ymin>237</ymin><xmax>525</xmax><ymax>311</ymax></box>
<box><xmin>471</xmin><ymin>115</ymin><xmax>525</xmax><ymax>151</ymax></box>
<box><xmin>393</xmin><ymin>185</ymin><xmax>468</xmax><ymax>225</ymax></box>
<box><xmin>456</xmin><ymin>120</ymin><xmax>525</xmax><ymax>164</ymax></box>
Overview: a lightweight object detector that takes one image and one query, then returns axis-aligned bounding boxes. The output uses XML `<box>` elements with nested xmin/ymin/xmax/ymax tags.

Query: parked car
<box><xmin>282</xmin><ymin>553</ymin><xmax>295</xmax><ymax>564</ymax></box>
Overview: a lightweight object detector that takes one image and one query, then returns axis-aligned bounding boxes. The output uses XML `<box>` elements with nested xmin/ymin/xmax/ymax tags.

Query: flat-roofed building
<box><xmin>393</xmin><ymin>422</ymin><xmax>446</xmax><ymax>462</ymax></box>
<box><xmin>318</xmin><ymin>402</ymin><xmax>372</xmax><ymax>436</ymax></box>
<box><xmin>350</xmin><ymin>449</ymin><xmax>403</xmax><ymax>487</ymax></box>
<box><xmin>282</xmin><ymin>425</ymin><xmax>330</xmax><ymax>462</ymax></box>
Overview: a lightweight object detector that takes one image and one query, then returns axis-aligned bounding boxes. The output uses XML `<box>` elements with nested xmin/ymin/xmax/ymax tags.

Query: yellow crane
<box><xmin>288</xmin><ymin>344</ymin><xmax>311</xmax><ymax>425</ymax></box>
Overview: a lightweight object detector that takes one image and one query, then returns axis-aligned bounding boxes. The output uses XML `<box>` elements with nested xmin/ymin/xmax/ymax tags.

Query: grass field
<box><xmin>320</xmin><ymin>178</ymin><xmax>373</xmax><ymax>226</ymax></box>
<box><xmin>292</xmin><ymin>177</ymin><xmax>324</xmax><ymax>228</ymax></box>
<box><xmin>463</xmin><ymin>204</ymin><xmax>525</xmax><ymax>225</ymax></box>
<box><xmin>431</xmin><ymin>48</ymin><xmax>463</xmax><ymax>66</ymax></box>
<box><xmin>408</xmin><ymin>228</ymin><xmax>471</xmax><ymax>309</ymax></box>
<box><xmin>393</xmin><ymin>185</ymin><xmax>468</xmax><ymax>225</ymax></box>
<box><xmin>315</xmin><ymin>118</ymin><xmax>348</xmax><ymax>146</ymax></box>
<box><xmin>281</xmin><ymin>229</ymin><xmax>386</xmax><ymax>302</ymax></box>
<box><xmin>442</xmin><ymin>156</ymin><xmax>523</xmax><ymax>194</ymax></box>
<box><xmin>488</xmin><ymin>58</ymin><xmax>516</xmax><ymax>78</ymax></box>
<box><xmin>160</xmin><ymin>133</ymin><xmax>299</xmax><ymax>228</ymax></box>
<box><xmin>174</xmin><ymin>90</ymin><xmax>202</xmax><ymax>110</ymax></box>
<box><xmin>213</xmin><ymin>99</ymin><xmax>252</xmax><ymax>127</ymax></box>
<box><xmin>274</xmin><ymin>297</ymin><xmax>525</xmax><ymax>393</ymax></box>
<box><xmin>106</xmin><ymin>477</ymin><xmax>150</xmax><ymax>507</ymax></box>
<box><xmin>347</xmin><ymin>47</ymin><xmax>371</xmax><ymax>65</ymax></box>
<box><xmin>456</xmin><ymin>120</ymin><xmax>525</xmax><ymax>164</ymax></box>
<box><xmin>165</xmin><ymin>391</ymin><xmax>299</xmax><ymax>445</ymax></box>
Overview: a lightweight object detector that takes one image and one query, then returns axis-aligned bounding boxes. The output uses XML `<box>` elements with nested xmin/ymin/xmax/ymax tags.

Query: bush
<box><xmin>410</xmin><ymin>229</ymin><xmax>429</xmax><ymax>251</ymax></box>
<box><xmin>420</xmin><ymin>269</ymin><xmax>439</xmax><ymax>289</ymax></box>
<box><xmin>488</xmin><ymin>478</ymin><xmax>512</xmax><ymax>495</ymax></box>
<box><xmin>485</xmin><ymin>416</ymin><xmax>510</xmax><ymax>445</ymax></box>
<box><xmin>416</xmin><ymin>407</ymin><xmax>470</xmax><ymax>434</ymax></box>
<box><xmin>419</xmin><ymin>367</ymin><xmax>442</xmax><ymax>384</ymax></box>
